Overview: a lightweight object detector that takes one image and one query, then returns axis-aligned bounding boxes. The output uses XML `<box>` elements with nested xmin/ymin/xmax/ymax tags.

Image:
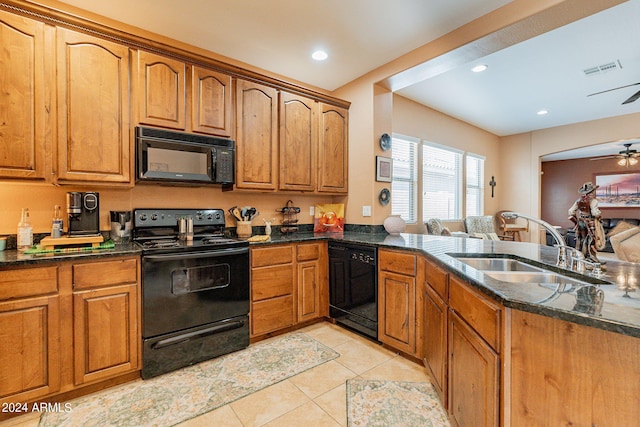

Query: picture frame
<box><xmin>376</xmin><ymin>156</ymin><xmax>392</xmax><ymax>182</ymax></box>
<box><xmin>594</xmin><ymin>172</ymin><xmax>640</xmax><ymax>208</ymax></box>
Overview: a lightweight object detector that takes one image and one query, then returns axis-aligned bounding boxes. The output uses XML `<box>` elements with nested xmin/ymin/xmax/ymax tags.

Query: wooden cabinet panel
<box><xmin>423</xmin><ymin>283</ymin><xmax>448</xmax><ymax>406</ymax></box>
<box><xmin>379</xmin><ymin>270</ymin><xmax>416</xmax><ymax>354</ymax></box>
<box><xmin>251</xmin><ymin>245</ymin><xmax>293</xmax><ymax>267</ymax></box>
<box><xmin>0</xmin><ymin>266</ymin><xmax>58</xmax><ymax>299</ymax></box>
<box><xmin>0</xmin><ymin>11</ymin><xmax>48</xmax><ymax>180</ymax></box>
<box><xmin>425</xmin><ymin>260</ymin><xmax>449</xmax><ymax>300</ymax></box>
<box><xmin>297</xmin><ymin>242</ymin><xmax>321</xmax><ymax>261</ymax></box>
<box><xmin>251</xmin><ymin>296</ymin><xmax>295</xmax><ymax>336</ymax></box>
<box><xmin>137</xmin><ymin>50</ymin><xmax>186</xmax><ymax>129</ymax></box>
<box><xmin>449</xmin><ymin>311</ymin><xmax>499</xmax><ymax>427</ymax></box>
<box><xmin>379</xmin><ymin>250</ymin><xmax>417</xmax><ymax>276</ymax></box>
<box><xmin>191</xmin><ymin>66</ymin><xmax>232</xmax><ymax>137</ymax></box>
<box><xmin>449</xmin><ymin>276</ymin><xmax>501</xmax><ymax>352</ymax></box>
<box><xmin>279</xmin><ymin>92</ymin><xmax>317</xmax><ymax>191</ymax></box>
<box><xmin>297</xmin><ymin>260</ymin><xmax>320</xmax><ymax>322</ymax></box>
<box><xmin>235</xmin><ymin>79</ymin><xmax>278</xmax><ymax>190</ymax></box>
<box><xmin>56</xmin><ymin>28</ymin><xmax>131</xmax><ymax>184</ymax></box>
<box><xmin>0</xmin><ymin>295</ymin><xmax>60</xmax><ymax>403</ymax></box>
<box><xmin>73</xmin><ymin>283</ymin><xmax>138</xmax><ymax>385</ymax></box>
<box><xmin>317</xmin><ymin>103</ymin><xmax>348</xmax><ymax>193</ymax></box>
<box><xmin>73</xmin><ymin>258</ymin><xmax>138</xmax><ymax>290</ymax></box>
<box><xmin>251</xmin><ymin>264</ymin><xmax>294</xmax><ymax>301</ymax></box>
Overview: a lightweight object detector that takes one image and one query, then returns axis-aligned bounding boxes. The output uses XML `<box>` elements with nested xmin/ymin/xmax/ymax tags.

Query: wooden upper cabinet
<box><xmin>317</xmin><ymin>103</ymin><xmax>348</xmax><ymax>194</ymax></box>
<box><xmin>191</xmin><ymin>66</ymin><xmax>233</xmax><ymax>137</ymax></box>
<box><xmin>137</xmin><ymin>50</ymin><xmax>186</xmax><ymax>130</ymax></box>
<box><xmin>56</xmin><ymin>28</ymin><xmax>131</xmax><ymax>184</ymax></box>
<box><xmin>235</xmin><ymin>79</ymin><xmax>278</xmax><ymax>190</ymax></box>
<box><xmin>0</xmin><ymin>11</ymin><xmax>48</xmax><ymax>180</ymax></box>
<box><xmin>279</xmin><ymin>92</ymin><xmax>317</xmax><ymax>191</ymax></box>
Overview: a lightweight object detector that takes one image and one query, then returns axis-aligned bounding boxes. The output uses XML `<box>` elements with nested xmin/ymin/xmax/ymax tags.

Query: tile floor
<box><xmin>2</xmin><ymin>322</ymin><xmax>435</xmax><ymax>427</ymax></box>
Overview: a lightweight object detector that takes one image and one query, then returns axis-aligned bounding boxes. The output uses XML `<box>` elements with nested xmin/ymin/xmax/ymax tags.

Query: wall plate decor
<box><xmin>376</xmin><ymin>156</ymin><xmax>392</xmax><ymax>182</ymax></box>
<box><xmin>379</xmin><ymin>188</ymin><xmax>391</xmax><ymax>205</ymax></box>
<box><xmin>379</xmin><ymin>133</ymin><xmax>392</xmax><ymax>151</ymax></box>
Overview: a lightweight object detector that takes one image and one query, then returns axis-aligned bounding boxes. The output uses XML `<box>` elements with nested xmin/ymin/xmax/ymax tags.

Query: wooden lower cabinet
<box><xmin>250</xmin><ymin>242</ymin><xmax>327</xmax><ymax>338</ymax></box>
<box><xmin>423</xmin><ymin>281</ymin><xmax>448</xmax><ymax>405</ymax></box>
<box><xmin>0</xmin><ymin>256</ymin><xmax>140</xmax><ymax>409</ymax></box>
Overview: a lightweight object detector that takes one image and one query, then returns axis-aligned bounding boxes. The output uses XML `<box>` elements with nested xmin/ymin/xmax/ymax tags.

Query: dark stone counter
<box><xmin>254</xmin><ymin>232</ymin><xmax>640</xmax><ymax>338</ymax></box>
<box><xmin>0</xmin><ymin>243</ymin><xmax>141</xmax><ymax>267</ymax></box>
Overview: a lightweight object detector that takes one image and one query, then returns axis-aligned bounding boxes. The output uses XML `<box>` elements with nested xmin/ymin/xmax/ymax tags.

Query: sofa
<box><xmin>566</xmin><ymin>218</ymin><xmax>640</xmax><ymax>253</ymax></box>
<box><xmin>425</xmin><ymin>216</ymin><xmax>513</xmax><ymax>240</ymax></box>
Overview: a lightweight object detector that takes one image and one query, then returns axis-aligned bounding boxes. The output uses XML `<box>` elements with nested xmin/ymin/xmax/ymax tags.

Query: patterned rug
<box><xmin>40</xmin><ymin>333</ymin><xmax>338</xmax><ymax>427</ymax></box>
<box><xmin>346</xmin><ymin>379</ymin><xmax>450</xmax><ymax>427</ymax></box>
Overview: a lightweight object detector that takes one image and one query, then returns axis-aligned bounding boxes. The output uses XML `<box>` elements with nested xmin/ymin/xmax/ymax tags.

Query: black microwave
<box><xmin>136</xmin><ymin>127</ymin><xmax>235</xmax><ymax>185</ymax></box>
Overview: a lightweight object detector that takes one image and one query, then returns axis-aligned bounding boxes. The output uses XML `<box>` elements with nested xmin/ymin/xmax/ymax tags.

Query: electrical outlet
<box><xmin>362</xmin><ymin>206</ymin><xmax>372</xmax><ymax>217</ymax></box>
<box><xmin>310</xmin><ymin>206</ymin><xmax>315</xmax><ymax>216</ymax></box>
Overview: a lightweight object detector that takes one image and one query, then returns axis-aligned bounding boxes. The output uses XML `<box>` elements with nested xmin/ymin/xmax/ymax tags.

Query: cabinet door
<box><xmin>448</xmin><ymin>311</ymin><xmax>499</xmax><ymax>427</ymax></box>
<box><xmin>191</xmin><ymin>66</ymin><xmax>232</xmax><ymax>137</ymax></box>
<box><xmin>279</xmin><ymin>92</ymin><xmax>317</xmax><ymax>191</ymax></box>
<box><xmin>137</xmin><ymin>50</ymin><xmax>186</xmax><ymax>130</ymax></box>
<box><xmin>235</xmin><ymin>79</ymin><xmax>278</xmax><ymax>190</ymax></box>
<box><xmin>0</xmin><ymin>11</ymin><xmax>48</xmax><ymax>180</ymax></box>
<box><xmin>0</xmin><ymin>295</ymin><xmax>61</xmax><ymax>404</ymax></box>
<box><xmin>317</xmin><ymin>103</ymin><xmax>348</xmax><ymax>193</ymax></box>
<box><xmin>73</xmin><ymin>283</ymin><xmax>139</xmax><ymax>385</ymax></box>
<box><xmin>423</xmin><ymin>284</ymin><xmax>448</xmax><ymax>406</ymax></box>
<box><xmin>56</xmin><ymin>28</ymin><xmax>131</xmax><ymax>184</ymax></box>
<box><xmin>378</xmin><ymin>270</ymin><xmax>416</xmax><ymax>354</ymax></box>
<box><xmin>297</xmin><ymin>260</ymin><xmax>320</xmax><ymax>322</ymax></box>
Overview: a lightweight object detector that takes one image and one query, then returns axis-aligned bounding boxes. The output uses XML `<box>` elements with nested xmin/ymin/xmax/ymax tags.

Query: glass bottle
<box><xmin>17</xmin><ymin>208</ymin><xmax>33</xmax><ymax>252</ymax></box>
<box><xmin>51</xmin><ymin>205</ymin><xmax>63</xmax><ymax>238</ymax></box>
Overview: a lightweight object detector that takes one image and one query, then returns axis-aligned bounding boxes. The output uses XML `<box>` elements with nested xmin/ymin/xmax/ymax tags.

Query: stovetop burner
<box><xmin>133</xmin><ymin>208</ymin><xmax>248</xmax><ymax>253</ymax></box>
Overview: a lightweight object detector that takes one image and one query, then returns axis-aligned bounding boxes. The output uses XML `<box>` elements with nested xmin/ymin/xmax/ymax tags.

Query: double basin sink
<box><xmin>450</xmin><ymin>254</ymin><xmax>610</xmax><ymax>287</ymax></box>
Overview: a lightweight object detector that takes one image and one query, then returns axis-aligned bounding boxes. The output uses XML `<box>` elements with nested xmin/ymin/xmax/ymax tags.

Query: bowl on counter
<box><xmin>0</xmin><ymin>236</ymin><xmax>6</xmax><ymax>251</ymax></box>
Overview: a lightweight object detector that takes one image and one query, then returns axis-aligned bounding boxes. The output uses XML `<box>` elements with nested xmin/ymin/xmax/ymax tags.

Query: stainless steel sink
<box><xmin>455</xmin><ymin>257</ymin><xmax>543</xmax><ymax>272</ymax></box>
<box><xmin>482</xmin><ymin>271</ymin><xmax>574</xmax><ymax>284</ymax></box>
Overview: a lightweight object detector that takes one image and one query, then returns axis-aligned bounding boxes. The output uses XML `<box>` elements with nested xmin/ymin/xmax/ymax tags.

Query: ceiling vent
<box><xmin>583</xmin><ymin>60</ymin><xmax>622</xmax><ymax>76</ymax></box>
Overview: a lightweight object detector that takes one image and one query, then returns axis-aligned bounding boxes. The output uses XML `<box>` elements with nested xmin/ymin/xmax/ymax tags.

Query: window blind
<box><xmin>422</xmin><ymin>143</ymin><xmax>462</xmax><ymax>220</ymax></box>
<box><xmin>466</xmin><ymin>154</ymin><xmax>485</xmax><ymax>216</ymax></box>
<box><xmin>391</xmin><ymin>136</ymin><xmax>418</xmax><ymax>223</ymax></box>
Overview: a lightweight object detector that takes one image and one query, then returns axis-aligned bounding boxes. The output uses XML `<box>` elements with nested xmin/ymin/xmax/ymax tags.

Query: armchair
<box><xmin>464</xmin><ymin>215</ymin><xmax>514</xmax><ymax>241</ymax></box>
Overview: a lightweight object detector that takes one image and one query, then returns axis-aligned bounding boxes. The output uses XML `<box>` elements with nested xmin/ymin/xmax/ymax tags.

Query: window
<box><xmin>422</xmin><ymin>143</ymin><xmax>463</xmax><ymax>220</ymax></box>
<box><xmin>391</xmin><ymin>134</ymin><xmax>485</xmax><ymax>225</ymax></box>
<box><xmin>391</xmin><ymin>136</ymin><xmax>418</xmax><ymax>223</ymax></box>
<box><xmin>466</xmin><ymin>154</ymin><xmax>485</xmax><ymax>217</ymax></box>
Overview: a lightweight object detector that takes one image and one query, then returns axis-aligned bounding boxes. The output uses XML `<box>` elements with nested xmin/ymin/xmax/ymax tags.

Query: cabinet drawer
<box><xmin>73</xmin><ymin>258</ymin><xmax>138</xmax><ymax>290</ymax></box>
<box><xmin>251</xmin><ymin>295</ymin><xmax>294</xmax><ymax>336</ymax></box>
<box><xmin>252</xmin><ymin>264</ymin><xmax>294</xmax><ymax>301</ymax></box>
<box><xmin>297</xmin><ymin>242</ymin><xmax>322</xmax><ymax>261</ymax></box>
<box><xmin>425</xmin><ymin>260</ymin><xmax>448</xmax><ymax>300</ymax></box>
<box><xmin>449</xmin><ymin>276</ymin><xmax>501</xmax><ymax>352</ymax></box>
<box><xmin>379</xmin><ymin>250</ymin><xmax>416</xmax><ymax>276</ymax></box>
<box><xmin>0</xmin><ymin>266</ymin><xmax>58</xmax><ymax>300</ymax></box>
<box><xmin>251</xmin><ymin>245</ymin><xmax>293</xmax><ymax>268</ymax></box>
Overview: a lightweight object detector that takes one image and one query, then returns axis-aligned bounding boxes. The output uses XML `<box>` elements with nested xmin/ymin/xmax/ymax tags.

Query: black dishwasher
<box><xmin>329</xmin><ymin>242</ymin><xmax>378</xmax><ymax>340</ymax></box>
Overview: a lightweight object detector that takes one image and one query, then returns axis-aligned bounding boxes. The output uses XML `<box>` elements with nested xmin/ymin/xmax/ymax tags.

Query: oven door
<box><xmin>141</xmin><ymin>246</ymin><xmax>249</xmax><ymax>338</ymax></box>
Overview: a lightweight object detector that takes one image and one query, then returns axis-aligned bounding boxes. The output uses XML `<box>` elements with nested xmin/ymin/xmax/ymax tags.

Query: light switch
<box><xmin>310</xmin><ymin>206</ymin><xmax>315</xmax><ymax>216</ymax></box>
<box><xmin>362</xmin><ymin>206</ymin><xmax>372</xmax><ymax>217</ymax></box>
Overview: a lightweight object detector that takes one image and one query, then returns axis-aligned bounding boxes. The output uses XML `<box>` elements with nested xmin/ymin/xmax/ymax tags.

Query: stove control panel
<box><xmin>134</xmin><ymin>209</ymin><xmax>225</xmax><ymax>228</ymax></box>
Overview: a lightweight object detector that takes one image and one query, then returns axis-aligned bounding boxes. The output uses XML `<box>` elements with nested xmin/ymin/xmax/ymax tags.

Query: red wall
<box><xmin>541</xmin><ymin>158</ymin><xmax>640</xmax><ymax>228</ymax></box>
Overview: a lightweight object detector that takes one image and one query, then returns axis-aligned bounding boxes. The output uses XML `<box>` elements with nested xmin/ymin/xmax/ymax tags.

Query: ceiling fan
<box><xmin>587</xmin><ymin>82</ymin><xmax>640</xmax><ymax>104</ymax></box>
<box><xmin>591</xmin><ymin>142</ymin><xmax>640</xmax><ymax>166</ymax></box>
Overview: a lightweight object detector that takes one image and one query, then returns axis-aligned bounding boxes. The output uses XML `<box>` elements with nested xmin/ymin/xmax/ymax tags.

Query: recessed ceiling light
<box><xmin>312</xmin><ymin>50</ymin><xmax>328</xmax><ymax>61</ymax></box>
<box><xmin>471</xmin><ymin>64</ymin><xmax>488</xmax><ymax>73</ymax></box>
<box><xmin>537</xmin><ymin>109</ymin><xmax>549</xmax><ymax>116</ymax></box>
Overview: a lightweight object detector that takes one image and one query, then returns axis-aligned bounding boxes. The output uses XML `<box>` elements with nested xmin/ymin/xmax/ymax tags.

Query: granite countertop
<box><xmin>3</xmin><ymin>231</ymin><xmax>639</xmax><ymax>338</ymax></box>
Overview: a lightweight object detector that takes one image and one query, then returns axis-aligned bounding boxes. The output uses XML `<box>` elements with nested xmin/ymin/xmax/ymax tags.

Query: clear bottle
<box><xmin>51</xmin><ymin>205</ymin><xmax>63</xmax><ymax>238</ymax></box>
<box><xmin>17</xmin><ymin>208</ymin><xmax>33</xmax><ymax>252</ymax></box>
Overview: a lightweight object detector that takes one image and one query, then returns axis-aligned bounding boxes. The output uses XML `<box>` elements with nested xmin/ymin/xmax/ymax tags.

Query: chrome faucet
<box><xmin>501</xmin><ymin>212</ymin><xmax>584</xmax><ymax>270</ymax></box>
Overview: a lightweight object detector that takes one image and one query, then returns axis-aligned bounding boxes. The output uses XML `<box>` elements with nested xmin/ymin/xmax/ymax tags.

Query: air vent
<box><xmin>583</xmin><ymin>60</ymin><xmax>622</xmax><ymax>76</ymax></box>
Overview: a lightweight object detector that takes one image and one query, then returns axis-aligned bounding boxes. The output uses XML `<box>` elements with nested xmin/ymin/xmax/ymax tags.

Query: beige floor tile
<box><xmin>229</xmin><ymin>379</ymin><xmax>310</xmax><ymax>427</ymax></box>
<box><xmin>175</xmin><ymin>404</ymin><xmax>243</xmax><ymax>427</ymax></box>
<box><xmin>263</xmin><ymin>401</ymin><xmax>340</xmax><ymax>427</ymax></box>
<box><xmin>289</xmin><ymin>360</ymin><xmax>357</xmax><ymax>399</ymax></box>
<box><xmin>299</xmin><ymin>323</ymin><xmax>354</xmax><ymax>349</ymax></box>
<box><xmin>333</xmin><ymin>337</ymin><xmax>395</xmax><ymax>374</ymax></box>
<box><xmin>0</xmin><ymin>413</ymin><xmax>40</xmax><ymax>427</ymax></box>
<box><xmin>313</xmin><ymin>383</ymin><xmax>348</xmax><ymax>427</ymax></box>
<box><xmin>360</xmin><ymin>355</ymin><xmax>431</xmax><ymax>383</ymax></box>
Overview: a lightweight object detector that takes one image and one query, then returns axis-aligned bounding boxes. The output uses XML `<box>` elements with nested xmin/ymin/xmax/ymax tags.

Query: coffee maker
<box><xmin>67</xmin><ymin>192</ymin><xmax>100</xmax><ymax>236</ymax></box>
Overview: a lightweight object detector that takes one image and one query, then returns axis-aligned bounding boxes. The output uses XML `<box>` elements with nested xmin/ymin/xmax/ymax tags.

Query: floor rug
<box><xmin>40</xmin><ymin>333</ymin><xmax>338</xmax><ymax>427</ymax></box>
<box><xmin>346</xmin><ymin>379</ymin><xmax>450</xmax><ymax>427</ymax></box>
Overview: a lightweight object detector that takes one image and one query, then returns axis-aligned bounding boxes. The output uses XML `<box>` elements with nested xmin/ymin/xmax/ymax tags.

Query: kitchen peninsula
<box><xmin>2</xmin><ymin>232</ymin><xmax>639</xmax><ymax>426</ymax></box>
